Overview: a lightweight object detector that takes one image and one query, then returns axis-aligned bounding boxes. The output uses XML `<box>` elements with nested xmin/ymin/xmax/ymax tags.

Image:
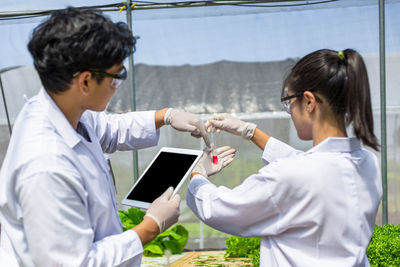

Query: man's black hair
<box><xmin>28</xmin><ymin>7</ymin><xmax>136</xmax><ymax>93</ymax></box>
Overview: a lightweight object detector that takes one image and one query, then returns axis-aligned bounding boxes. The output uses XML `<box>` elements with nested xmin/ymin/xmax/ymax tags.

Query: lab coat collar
<box><xmin>306</xmin><ymin>137</ymin><xmax>361</xmax><ymax>154</ymax></box>
<box><xmin>38</xmin><ymin>88</ymin><xmax>81</xmax><ymax>148</ymax></box>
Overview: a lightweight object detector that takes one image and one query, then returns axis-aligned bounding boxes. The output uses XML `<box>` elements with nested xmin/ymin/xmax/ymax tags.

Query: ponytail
<box><xmin>343</xmin><ymin>49</ymin><xmax>380</xmax><ymax>151</ymax></box>
<box><xmin>283</xmin><ymin>48</ymin><xmax>379</xmax><ymax>151</ymax></box>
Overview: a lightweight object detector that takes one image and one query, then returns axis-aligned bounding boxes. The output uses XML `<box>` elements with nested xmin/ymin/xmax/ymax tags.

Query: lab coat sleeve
<box><xmin>15</xmin><ymin>156</ymin><xmax>143</xmax><ymax>267</ymax></box>
<box><xmin>83</xmin><ymin>110</ymin><xmax>160</xmax><ymax>153</ymax></box>
<box><xmin>262</xmin><ymin>137</ymin><xmax>303</xmax><ymax>165</ymax></box>
<box><xmin>186</xmin><ymin>170</ymin><xmax>283</xmax><ymax>237</ymax></box>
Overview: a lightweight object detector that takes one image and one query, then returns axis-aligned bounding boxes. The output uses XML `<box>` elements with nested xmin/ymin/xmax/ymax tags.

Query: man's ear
<box><xmin>303</xmin><ymin>91</ymin><xmax>317</xmax><ymax>113</ymax></box>
<box><xmin>76</xmin><ymin>71</ymin><xmax>92</xmax><ymax>96</ymax></box>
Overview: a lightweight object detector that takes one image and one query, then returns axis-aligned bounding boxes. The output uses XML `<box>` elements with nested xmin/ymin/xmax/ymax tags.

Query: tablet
<box><xmin>122</xmin><ymin>147</ymin><xmax>203</xmax><ymax>209</ymax></box>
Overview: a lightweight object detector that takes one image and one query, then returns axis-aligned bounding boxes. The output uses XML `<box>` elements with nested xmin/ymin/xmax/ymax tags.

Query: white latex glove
<box><xmin>164</xmin><ymin>108</ymin><xmax>211</xmax><ymax>148</ymax></box>
<box><xmin>205</xmin><ymin>113</ymin><xmax>257</xmax><ymax>140</ymax></box>
<box><xmin>192</xmin><ymin>146</ymin><xmax>236</xmax><ymax>178</ymax></box>
<box><xmin>145</xmin><ymin>187</ymin><xmax>181</xmax><ymax>233</ymax></box>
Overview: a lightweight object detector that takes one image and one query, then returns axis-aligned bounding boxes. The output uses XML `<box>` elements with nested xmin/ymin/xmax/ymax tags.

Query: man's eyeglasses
<box><xmin>280</xmin><ymin>91</ymin><xmax>323</xmax><ymax>114</ymax></box>
<box><xmin>73</xmin><ymin>66</ymin><xmax>127</xmax><ymax>89</ymax></box>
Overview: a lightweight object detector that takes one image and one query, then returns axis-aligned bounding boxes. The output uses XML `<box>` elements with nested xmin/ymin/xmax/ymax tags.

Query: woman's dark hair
<box><xmin>282</xmin><ymin>49</ymin><xmax>379</xmax><ymax>151</ymax></box>
<box><xmin>28</xmin><ymin>7</ymin><xmax>136</xmax><ymax>93</ymax></box>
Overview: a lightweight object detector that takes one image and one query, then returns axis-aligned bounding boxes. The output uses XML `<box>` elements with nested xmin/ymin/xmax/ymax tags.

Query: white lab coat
<box><xmin>187</xmin><ymin>137</ymin><xmax>382</xmax><ymax>267</ymax></box>
<box><xmin>0</xmin><ymin>88</ymin><xmax>160</xmax><ymax>267</ymax></box>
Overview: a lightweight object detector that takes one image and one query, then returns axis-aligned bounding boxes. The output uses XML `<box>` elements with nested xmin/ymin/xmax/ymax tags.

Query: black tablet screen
<box><xmin>127</xmin><ymin>151</ymin><xmax>198</xmax><ymax>203</ymax></box>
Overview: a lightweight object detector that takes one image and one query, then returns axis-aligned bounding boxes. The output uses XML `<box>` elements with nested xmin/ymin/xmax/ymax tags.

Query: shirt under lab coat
<box><xmin>0</xmin><ymin>88</ymin><xmax>160</xmax><ymax>266</ymax></box>
<box><xmin>187</xmin><ymin>137</ymin><xmax>382</xmax><ymax>267</ymax></box>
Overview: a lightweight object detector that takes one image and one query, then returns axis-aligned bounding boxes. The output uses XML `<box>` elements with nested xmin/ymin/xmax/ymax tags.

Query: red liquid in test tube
<box><xmin>212</xmin><ymin>155</ymin><xmax>218</xmax><ymax>164</ymax></box>
<box><xmin>209</xmin><ymin>131</ymin><xmax>218</xmax><ymax>164</ymax></box>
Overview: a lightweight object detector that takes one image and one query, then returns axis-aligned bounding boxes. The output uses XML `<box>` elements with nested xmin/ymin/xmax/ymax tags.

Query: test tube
<box><xmin>210</xmin><ymin>132</ymin><xmax>218</xmax><ymax>164</ymax></box>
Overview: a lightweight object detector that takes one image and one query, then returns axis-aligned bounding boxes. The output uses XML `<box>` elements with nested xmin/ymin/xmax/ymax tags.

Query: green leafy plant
<box><xmin>225</xmin><ymin>224</ymin><xmax>400</xmax><ymax>267</ymax></box>
<box><xmin>367</xmin><ymin>224</ymin><xmax>400</xmax><ymax>266</ymax></box>
<box><xmin>225</xmin><ymin>236</ymin><xmax>261</xmax><ymax>267</ymax></box>
<box><xmin>118</xmin><ymin>207</ymin><xmax>189</xmax><ymax>256</ymax></box>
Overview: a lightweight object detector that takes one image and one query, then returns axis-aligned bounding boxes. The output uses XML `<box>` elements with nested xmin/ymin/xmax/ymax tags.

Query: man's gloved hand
<box><xmin>145</xmin><ymin>187</ymin><xmax>181</xmax><ymax>233</ymax></box>
<box><xmin>164</xmin><ymin>108</ymin><xmax>211</xmax><ymax>148</ymax></box>
<box><xmin>205</xmin><ymin>113</ymin><xmax>256</xmax><ymax>140</ymax></box>
<box><xmin>192</xmin><ymin>146</ymin><xmax>236</xmax><ymax>178</ymax></box>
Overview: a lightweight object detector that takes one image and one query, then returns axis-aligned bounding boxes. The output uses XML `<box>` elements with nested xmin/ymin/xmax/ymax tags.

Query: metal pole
<box><xmin>0</xmin><ymin>77</ymin><xmax>12</xmax><ymax>136</ymax></box>
<box><xmin>379</xmin><ymin>0</ymin><xmax>388</xmax><ymax>224</ymax></box>
<box><xmin>126</xmin><ymin>1</ymin><xmax>139</xmax><ymax>182</ymax></box>
<box><xmin>200</xmin><ymin>220</ymin><xmax>204</xmax><ymax>250</ymax></box>
<box><xmin>199</xmin><ymin>139</ymin><xmax>205</xmax><ymax>249</ymax></box>
<box><xmin>0</xmin><ymin>0</ymin><xmax>327</xmax><ymax>18</ymax></box>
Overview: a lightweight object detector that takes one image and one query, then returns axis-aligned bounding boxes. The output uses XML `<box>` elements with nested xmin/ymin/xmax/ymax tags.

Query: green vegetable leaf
<box><xmin>161</xmin><ymin>239</ymin><xmax>181</xmax><ymax>254</ymax></box>
<box><xmin>169</xmin><ymin>225</ymin><xmax>189</xmax><ymax>251</ymax></box>
<box><xmin>367</xmin><ymin>224</ymin><xmax>400</xmax><ymax>267</ymax></box>
<box><xmin>143</xmin><ymin>243</ymin><xmax>164</xmax><ymax>256</ymax></box>
<box><xmin>127</xmin><ymin>207</ymin><xmax>145</xmax><ymax>225</ymax></box>
<box><xmin>225</xmin><ymin>236</ymin><xmax>261</xmax><ymax>267</ymax></box>
<box><xmin>119</xmin><ymin>207</ymin><xmax>189</xmax><ymax>257</ymax></box>
<box><xmin>118</xmin><ymin>210</ymin><xmax>134</xmax><ymax>231</ymax></box>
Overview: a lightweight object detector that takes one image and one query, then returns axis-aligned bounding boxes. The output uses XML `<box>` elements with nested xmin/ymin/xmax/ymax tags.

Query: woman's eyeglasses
<box><xmin>281</xmin><ymin>92</ymin><xmax>303</xmax><ymax>114</ymax></box>
<box><xmin>280</xmin><ymin>91</ymin><xmax>323</xmax><ymax>114</ymax></box>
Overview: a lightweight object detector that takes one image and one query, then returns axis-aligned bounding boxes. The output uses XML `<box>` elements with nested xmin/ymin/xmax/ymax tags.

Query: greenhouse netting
<box><xmin>0</xmin><ymin>0</ymin><xmax>399</xmax><ymax>251</ymax></box>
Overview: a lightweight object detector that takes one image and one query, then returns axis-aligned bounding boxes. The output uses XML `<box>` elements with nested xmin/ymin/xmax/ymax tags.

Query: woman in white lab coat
<box><xmin>187</xmin><ymin>49</ymin><xmax>382</xmax><ymax>267</ymax></box>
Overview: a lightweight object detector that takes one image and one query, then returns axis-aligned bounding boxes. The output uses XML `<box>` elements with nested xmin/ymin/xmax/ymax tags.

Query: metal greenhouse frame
<box><xmin>0</xmin><ymin>0</ymin><xmax>390</xmax><ymax>223</ymax></box>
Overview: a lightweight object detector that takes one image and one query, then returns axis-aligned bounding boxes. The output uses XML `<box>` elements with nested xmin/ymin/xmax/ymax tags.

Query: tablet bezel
<box><xmin>121</xmin><ymin>147</ymin><xmax>203</xmax><ymax>209</ymax></box>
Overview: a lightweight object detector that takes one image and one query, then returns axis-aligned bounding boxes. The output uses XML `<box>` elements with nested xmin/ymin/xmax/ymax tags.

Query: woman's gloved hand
<box><xmin>205</xmin><ymin>113</ymin><xmax>256</xmax><ymax>140</ymax></box>
<box><xmin>164</xmin><ymin>108</ymin><xmax>211</xmax><ymax>148</ymax></box>
<box><xmin>145</xmin><ymin>187</ymin><xmax>181</xmax><ymax>233</ymax></box>
<box><xmin>192</xmin><ymin>146</ymin><xmax>236</xmax><ymax>178</ymax></box>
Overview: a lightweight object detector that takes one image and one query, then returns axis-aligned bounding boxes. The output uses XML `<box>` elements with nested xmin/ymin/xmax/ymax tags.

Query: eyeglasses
<box><xmin>73</xmin><ymin>66</ymin><xmax>127</xmax><ymax>89</ymax></box>
<box><xmin>280</xmin><ymin>91</ymin><xmax>323</xmax><ymax>114</ymax></box>
<box><xmin>281</xmin><ymin>92</ymin><xmax>303</xmax><ymax>114</ymax></box>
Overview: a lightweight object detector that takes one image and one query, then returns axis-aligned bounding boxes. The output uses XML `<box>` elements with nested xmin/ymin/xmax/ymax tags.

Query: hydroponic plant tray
<box><xmin>141</xmin><ymin>250</ymin><xmax>252</xmax><ymax>266</ymax></box>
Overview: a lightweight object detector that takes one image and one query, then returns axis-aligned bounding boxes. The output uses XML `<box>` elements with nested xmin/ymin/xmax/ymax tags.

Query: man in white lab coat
<box><xmin>0</xmin><ymin>7</ymin><xmax>210</xmax><ymax>267</ymax></box>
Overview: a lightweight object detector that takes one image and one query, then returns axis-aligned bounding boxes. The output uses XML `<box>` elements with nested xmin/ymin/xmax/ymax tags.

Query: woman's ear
<box><xmin>303</xmin><ymin>91</ymin><xmax>317</xmax><ymax>113</ymax></box>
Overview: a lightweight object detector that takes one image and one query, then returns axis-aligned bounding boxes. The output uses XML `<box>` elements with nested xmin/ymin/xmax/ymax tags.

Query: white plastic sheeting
<box><xmin>1</xmin><ymin>0</ymin><xmax>400</xmax><ymax>249</ymax></box>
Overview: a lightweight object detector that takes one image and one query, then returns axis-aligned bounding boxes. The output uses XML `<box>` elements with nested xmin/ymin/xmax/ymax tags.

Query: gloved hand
<box><xmin>145</xmin><ymin>187</ymin><xmax>181</xmax><ymax>233</ymax></box>
<box><xmin>205</xmin><ymin>113</ymin><xmax>257</xmax><ymax>140</ymax></box>
<box><xmin>192</xmin><ymin>146</ymin><xmax>236</xmax><ymax>178</ymax></box>
<box><xmin>164</xmin><ymin>108</ymin><xmax>211</xmax><ymax>148</ymax></box>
